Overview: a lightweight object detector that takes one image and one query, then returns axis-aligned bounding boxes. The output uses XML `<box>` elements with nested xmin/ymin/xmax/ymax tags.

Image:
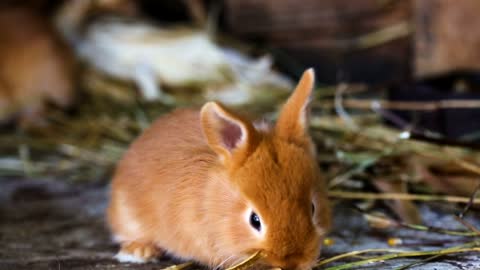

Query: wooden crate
<box><xmin>224</xmin><ymin>0</ymin><xmax>412</xmax><ymax>83</ymax></box>
<box><xmin>415</xmin><ymin>0</ymin><xmax>480</xmax><ymax>78</ymax></box>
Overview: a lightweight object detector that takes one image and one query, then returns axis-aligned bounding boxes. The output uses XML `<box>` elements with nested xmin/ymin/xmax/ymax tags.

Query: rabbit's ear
<box><xmin>275</xmin><ymin>68</ymin><xmax>315</xmax><ymax>146</ymax></box>
<box><xmin>201</xmin><ymin>102</ymin><xmax>258</xmax><ymax>163</ymax></box>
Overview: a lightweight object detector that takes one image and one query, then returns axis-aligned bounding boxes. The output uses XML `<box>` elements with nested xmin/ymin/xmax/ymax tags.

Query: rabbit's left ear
<box><xmin>275</xmin><ymin>68</ymin><xmax>315</xmax><ymax>145</ymax></box>
<box><xmin>201</xmin><ymin>101</ymin><xmax>258</xmax><ymax>164</ymax></box>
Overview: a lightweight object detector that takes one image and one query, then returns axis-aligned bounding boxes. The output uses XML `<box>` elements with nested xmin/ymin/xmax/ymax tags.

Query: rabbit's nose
<box><xmin>270</xmin><ymin>260</ymin><xmax>299</xmax><ymax>270</ymax></box>
<box><xmin>274</xmin><ymin>267</ymin><xmax>303</xmax><ymax>270</ymax></box>
<box><xmin>273</xmin><ymin>260</ymin><xmax>314</xmax><ymax>270</ymax></box>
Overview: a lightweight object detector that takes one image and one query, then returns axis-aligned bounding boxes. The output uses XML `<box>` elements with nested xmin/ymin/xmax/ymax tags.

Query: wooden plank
<box><xmin>224</xmin><ymin>0</ymin><xmax>412</xmax><ymax>84</ymax></box>
<box><xmin>415</xmin><ymin>0</ymin><xmax>480</xmax><ymax>77</ymax></box>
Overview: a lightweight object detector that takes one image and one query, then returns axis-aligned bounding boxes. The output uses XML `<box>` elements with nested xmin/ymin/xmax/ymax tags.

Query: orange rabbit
<box><xmin>0</xmin><ymin>7</ymin><xmax>74</xmax><ymax>126</ymax></box>
<box><xmin>107</xmin><ymin>69</ymin><xmax>331</xmax><ymax>270</ymax></box>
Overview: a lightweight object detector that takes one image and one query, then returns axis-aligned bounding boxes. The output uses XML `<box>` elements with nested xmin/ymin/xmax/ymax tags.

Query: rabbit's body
<box><xmin>108</xmin><ymin>70</ymin><xmax>331</xmax><ymax>270</ymax></box>
<box><xmin>109</xmin><ymin>109</ymin><xmax>224</xmax><ymax>263</ymax></box>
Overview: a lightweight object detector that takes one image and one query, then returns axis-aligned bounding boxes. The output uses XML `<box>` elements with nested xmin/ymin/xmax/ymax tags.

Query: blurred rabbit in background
<box><xmin>0</xmin><ymin>0</ymin><xmax>140</xmax><ymax>127</ymax></box>
<box><xmin>0</xmin><ymin>5</ymin><xmax>75</xmax><ymax>127</ymax></box>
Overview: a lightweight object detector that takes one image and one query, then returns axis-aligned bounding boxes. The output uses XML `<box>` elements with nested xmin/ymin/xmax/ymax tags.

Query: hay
<box><xmin>1</xmin><ymin>78</ymin><xmax>480</xmax><ymax>268</ymax></box>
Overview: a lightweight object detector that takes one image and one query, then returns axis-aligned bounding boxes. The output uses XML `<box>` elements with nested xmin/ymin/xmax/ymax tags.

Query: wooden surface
<box><xmin>415</xmin><ymin>0</ymin><xmax>480</xmax><ymax>77</ymax></box>
<box><xmin>224</xmin><ymin>0</ymin><xmax>412</xmax><ymax>84</ymax></box>
<box><xmin>1</xmin><ymin>178</ymin><xmax>480</xmax><ymax>269</ymax></box>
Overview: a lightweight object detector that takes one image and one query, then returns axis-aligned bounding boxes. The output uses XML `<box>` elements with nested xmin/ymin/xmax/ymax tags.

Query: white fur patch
<box><xmin>114</xmin><ymin>252</ymin><xmax>147</xmax><ymax>263</ymax></box>
<box><xmin>117</xmin><ymin>191</ymin><xmax>142</xmax><ymax>235</ymax></box>
<box><xmin>253</xmin><ymin>119</ymin><xmax>272</xmax><ymax>132</ymax></box>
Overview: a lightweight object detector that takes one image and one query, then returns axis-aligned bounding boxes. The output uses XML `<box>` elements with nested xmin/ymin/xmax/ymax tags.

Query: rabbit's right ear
<box><xmin>275</xmin><ymin>68</ymin><xmax>315</xmax><ymax>147</ymax></box>
<box><xmin>201</xmin><ymin>102</ymin><xmax>258</xmax><ymax>164</ymax></box>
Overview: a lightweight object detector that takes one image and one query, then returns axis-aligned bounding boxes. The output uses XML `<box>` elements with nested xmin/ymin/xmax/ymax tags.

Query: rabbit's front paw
<box><xmin>115</xmin><ymin>241</ymin><xmax>164</xmax><ymax>263</ymax></box>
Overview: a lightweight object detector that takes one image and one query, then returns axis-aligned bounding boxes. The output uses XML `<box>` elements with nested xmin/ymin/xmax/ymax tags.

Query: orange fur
<box><xmin>108</xmin><ymin>69</ymin><xmax>331</xmax><ymax>270</ymax></box>
<box><xmin>0</xmin><ymin>7</ymin><xmax>74</xmax><ymax>126</ymax></box>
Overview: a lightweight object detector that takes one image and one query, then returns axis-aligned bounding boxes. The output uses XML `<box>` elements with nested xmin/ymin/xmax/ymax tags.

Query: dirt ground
<box><xmin>1</xmin><ymin>178</ymin><xmax>479</xmax><ymax>270</ymax></box>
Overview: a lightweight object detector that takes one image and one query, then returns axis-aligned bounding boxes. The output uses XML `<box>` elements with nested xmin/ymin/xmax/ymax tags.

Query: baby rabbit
<box><xmin>107</xmin><ymin>69</ymin><xmax>331</xmax><ymax>270</ymax></box>
<box><xmin>0</xmin><ymin>7</ymin><xmax>74</xmax><ymax>126</ymax></box>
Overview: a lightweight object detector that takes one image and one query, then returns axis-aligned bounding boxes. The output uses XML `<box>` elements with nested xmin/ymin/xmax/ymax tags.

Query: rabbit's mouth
<box><xmin>261</xmin><ymin>251</ymin><xmax>318</xmax><ymax>270</ymax></box>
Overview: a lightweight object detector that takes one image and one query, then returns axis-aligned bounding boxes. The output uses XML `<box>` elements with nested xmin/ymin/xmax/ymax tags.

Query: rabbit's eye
<box><xmin>249</xmin><ymin>211</ymin><xmax>261</xmax><ymax>231</ymax></box>
<box><xmin>311</xmin><ymin>203</ymin><xmax>315</xmax><ymax>215</ymax></box>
